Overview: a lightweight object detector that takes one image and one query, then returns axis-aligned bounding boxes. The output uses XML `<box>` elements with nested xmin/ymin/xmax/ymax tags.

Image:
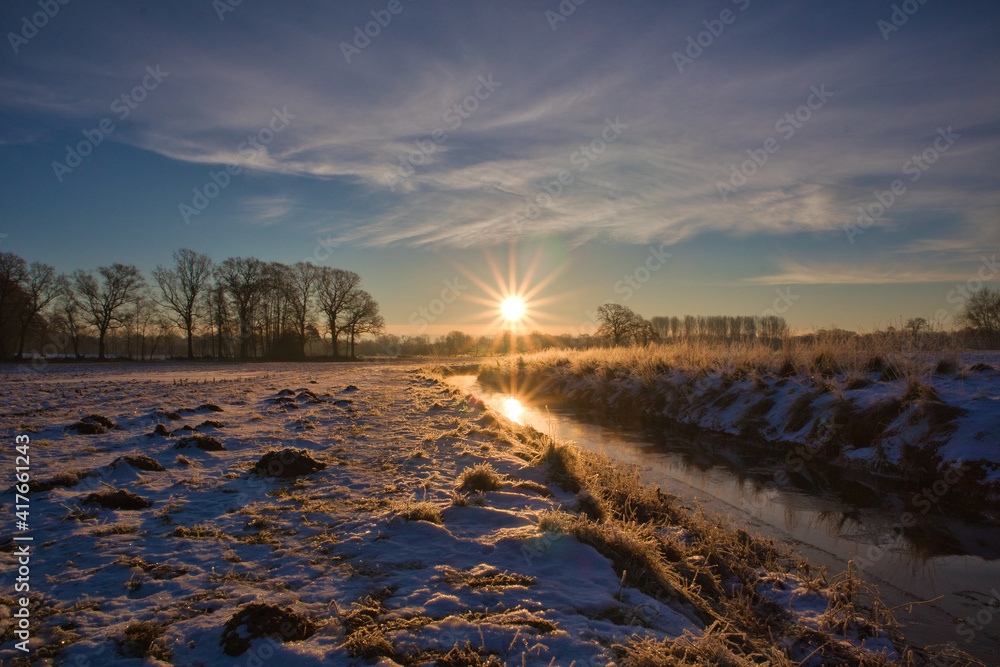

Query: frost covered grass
<box><xmin>0</xmin><ymin>361</ymin><xmax>982</xmax><ymax>665</ymax></box>
<box><xmin>478</xmin><ymin>343</ymin><xmax>1000</xmax><ymax>503</ymax></box>
<box><xmin>456</xmin><ymin>462</ymin><xmax>506</xmax><ymax>492</ymax></box>
<box><xmin>484</xmin><ymin>337</ymin><xmax>969</xmax><ymax>388</ymax></box>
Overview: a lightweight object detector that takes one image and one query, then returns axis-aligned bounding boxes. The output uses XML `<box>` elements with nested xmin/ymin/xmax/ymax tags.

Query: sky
<box><xmin>1</xmin><ymin>0</ymin><xmax>999</xmax><ymax>336</ymax></box>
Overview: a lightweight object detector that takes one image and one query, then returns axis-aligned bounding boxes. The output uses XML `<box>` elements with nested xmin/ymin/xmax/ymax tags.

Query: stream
<box><xmin>446</xmin><ymin>374</ymin><xmax>1000</xmax><ymax>663</ymax></box>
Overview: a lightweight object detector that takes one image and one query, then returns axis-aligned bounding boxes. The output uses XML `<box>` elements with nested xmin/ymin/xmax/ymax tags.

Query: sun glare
<box><xmin>503</xmin><ymin>397</ymin><xmax>524</xmax><ymax>424</ymax></box>
<box><xmin>500</xmin><ymin>296</ymin><xmax>526</xmax><ymax>321</ymax></box>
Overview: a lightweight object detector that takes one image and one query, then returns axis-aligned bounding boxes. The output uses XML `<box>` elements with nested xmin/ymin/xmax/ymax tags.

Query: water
<box><xmin>447</xmin><ymin>375</ymin><xmax>1000</xmax><ymax>663</ymax></box>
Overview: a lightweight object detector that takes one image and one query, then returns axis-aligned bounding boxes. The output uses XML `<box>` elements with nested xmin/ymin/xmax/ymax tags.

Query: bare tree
<box><xmin>52</xmin><ymin>294</ymin><xmax>88</xmax><ymax>358</ymax></box>
<box><xmin>286</xmin><ymin>262</ymin><xmax>320</xmax><ymax>358</ymax></box>
<box><xmin>204</xmin><ymin>282</ymin><xmax>232</xmax><ymax>358</ymax></box>
<box><xmin>316</xmin><ymin>267</ymin><xmax>361</xmax><ymax>358</ymax></box>
<box><xmin>126</xmin><ymin>290</ymin><xmax>161</xmax><ymax>360</ymax></box>
<box><xmin>0</xmin><ymin>252</ymin><xmax>28</xmax><ymax>358</ymax></box>
<box><xmin>596</xmin><ymin>303</ymin><xmax>643</xmax><ymax>346</ymax></box>
<box><xmin>905</xmin><ymin>317</ymin><xmax>928</xmax><ymax>338</ymax></box>
<box><xmin>73</xmin><ymin>264</ymin><xmax>145</xmax><ymax>359</ymax></box>
<box><xmin>153</xmin><ymin>249</ymin><xmax>213</xmax><ymax>359</ymax></box>
<box><xmin>959</xmin><ymin>287</ymin><xmax>1000</xmax><ymax>348</ymax></box>
<box><xmin>216</xmin><ymin>257</ymin><xmax>266</xmax><ymax>358</ymax></box>
<box><xmin>341</xmin><ymin>290</ymin><xmax>384</xmax><ymax>358</ymax></box>
<box><xmin>13</xmin><ymin>262</ymin><xmax>66</xmax><ymax>358</ymax></box>
<box><xmin>442</xmin><ymin>330</ymin><xmax>473</xmax><ymax>355</ymax></box>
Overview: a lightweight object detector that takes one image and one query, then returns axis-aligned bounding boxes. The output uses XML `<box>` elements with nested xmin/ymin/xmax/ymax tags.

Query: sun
<box><xmin>500</xmin><ymin>296</ymin><xmax>526</xmax><ymax>321</ymax></box>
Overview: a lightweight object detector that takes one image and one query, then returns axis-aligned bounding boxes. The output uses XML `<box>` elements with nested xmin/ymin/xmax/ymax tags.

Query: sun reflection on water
<box><xmin>503</xmin><ymin>397</ymin><xmax>524</xmax><ymax>424</ymax></box>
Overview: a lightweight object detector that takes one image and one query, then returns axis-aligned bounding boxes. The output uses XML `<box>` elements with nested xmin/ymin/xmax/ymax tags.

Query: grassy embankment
<box><xmin>430</xmin><ymin>366</ymin><xmax>982</xmax><ymax>665</ymax></box>
<box><xmin>472</xmin><ymin>340</ymin><xmax>999</xmax><ymax>506</ymax></box>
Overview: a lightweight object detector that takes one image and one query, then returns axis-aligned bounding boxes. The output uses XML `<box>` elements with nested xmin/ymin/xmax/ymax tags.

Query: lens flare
<box><xmin>503</xmin><ymin>397</ymin><xmax>524</xmax><ymax>424</ymax></box>
<box><xmin>500</xmin><ymin>296</ymin><xmax>526</xmax><ymax>321</ymax></box>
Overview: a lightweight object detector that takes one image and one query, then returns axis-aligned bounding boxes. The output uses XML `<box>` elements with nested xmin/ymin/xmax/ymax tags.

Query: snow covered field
<box><xmin>0</xmin><ymin>361</ymin><xmax>953</xmax><ymax>665</ymax></box>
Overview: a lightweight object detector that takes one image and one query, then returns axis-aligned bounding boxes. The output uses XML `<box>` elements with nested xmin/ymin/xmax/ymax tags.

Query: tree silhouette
<box><xmin>215</xmin><ymin>257</ymin><xmax>266</xmax><ymax>359</ymax></box>
<box><xmin>73</xmin><ymin>263</ymin><xmax>145</xmax><ymax>359</ymax></box>
<box><xmin>596</xmin><ymin>303</ymin><xmax>643</xmax><ymax>346</ymax></box>
<box><xmin>960</xmin><ymin>287</ymin><xmax>1000</xmax><ymax>347</ymax></box>
<box><xmin>286</xmin><ymin>262</ymin><xmax>320</xmax><ymax>358</ymax></box>
<box><xmin>14</xmin><ymin>262</ymin><xmax>65</xmax><ymax>358</ymax></box>
<box><xmin>0</xmin><ymin>252</ymin><xmax>28</xmax><ymax>358</ymax></box>
<box><xmin>316</xmin><ymin>267</ymin><xmax>361</xmax><ymax>358</ymax></box>
<box><xmin>153</xmin><ymin>249</ymin><xmax>213</xmax><ymax>359</ymax></box>
<box><xmin>341</xmin><ymin>289</ymin><xmax>383</xmax><ymax>357</ymax></box>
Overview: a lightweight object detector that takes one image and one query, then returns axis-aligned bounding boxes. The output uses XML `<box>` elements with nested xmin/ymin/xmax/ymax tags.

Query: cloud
<box><xmin>743</xmin><ymin>262</ymin><xmax>982</xmax><ymax>285</ymax></box>
<box><xmin>2</xmin><ymin>0</ymin><xmax>999</xmax><ymax>255</ymax></box>
<box><xmin>241</xmin><ymin>195</ymin><xmax>296</xmax><ymax>227</ymax></box>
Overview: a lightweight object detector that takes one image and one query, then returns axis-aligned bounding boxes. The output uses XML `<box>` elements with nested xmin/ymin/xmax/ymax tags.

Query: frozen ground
<box><xmin>0</xmin><ymin>362</ymin><xmax>916</xmax><ymax>664</ymax></box>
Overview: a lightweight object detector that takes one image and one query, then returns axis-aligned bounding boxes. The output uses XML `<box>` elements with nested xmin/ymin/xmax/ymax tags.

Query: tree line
<box><xmin>0</xmin><ymin>249</ymin><xmax>384</xmax><ymax>360</ymax></box>
<box><xmin>595</xmin><ymin>303</ymin><xmax>789</xmax><ymax>346</ymax></box>
<box><xmin>3</xmin><ymin>248</ymin><xmax>998</xmax><ymax>361</ymax></box>
<box><xmin>594</xmin><ymin>300</ymin><xmax>1000</xmax><ymax>349</ymax></box>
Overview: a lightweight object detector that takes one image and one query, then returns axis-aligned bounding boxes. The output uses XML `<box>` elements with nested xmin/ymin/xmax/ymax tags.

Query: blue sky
<box><xmin>1</xmin><ymin>0</ymin><xmax>998</xmax><ymax>335</ymax></box>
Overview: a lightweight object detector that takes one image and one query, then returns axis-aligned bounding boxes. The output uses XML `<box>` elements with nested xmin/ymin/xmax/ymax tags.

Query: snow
<box><xmin>0</xmin><ymin>361</ymin><xmax>925</xmax><ymax>664</ymax></box>
<box><xmin>512</xmin><ymin>354</ymin><xmax>1000</xmax><ymax>488</ymax></box>
<box><xmin>0</xmin><ymin>362</ymin><xmax>698</xmax><ymax>665</ymax></box>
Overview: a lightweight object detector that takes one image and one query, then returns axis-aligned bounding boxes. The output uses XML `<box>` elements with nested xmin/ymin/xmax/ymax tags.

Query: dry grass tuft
<box><xmin>451</xmin><ymin>491</ymin><xmax>486</xmax><ymax>507</ymax></box>
<box><xmin>171</xmin><ymin>524</ymin><xmax>227</xmax><ymax>540</ymax></box>
<box><xmin>115</xmin><ymin>621</ymin><xmax>171</xmax><ymax>661</ymax></box>
<box><xmin>397</xmin><ymin>501</ymin><xmax>444</xmax><ymax>524</ymax></box>
<box><xmin>438</xmin><ymin>566</ymin><xmax>537</xmax><ymax>589</ymax></box>
<box><xmin>93</xmin><ymin>522</ymin><xmax>138</xmax><ymax>536</ymax></box>
<box><xmin>456</xmin><ymin>462</ymin><xmax>506</xmax><ymax>492</ymax></box>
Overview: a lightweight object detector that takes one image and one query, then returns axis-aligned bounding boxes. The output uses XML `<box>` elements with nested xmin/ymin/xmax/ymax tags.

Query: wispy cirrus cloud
<box><xmin>1</xmin><ymin>0</ymin><xmax>998</xmax><ymax>261</ymax></box>
<box><xmin>743</xmin><ymin>262</ymin><xmax>988</xmax><ymax>286</ymax></box>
